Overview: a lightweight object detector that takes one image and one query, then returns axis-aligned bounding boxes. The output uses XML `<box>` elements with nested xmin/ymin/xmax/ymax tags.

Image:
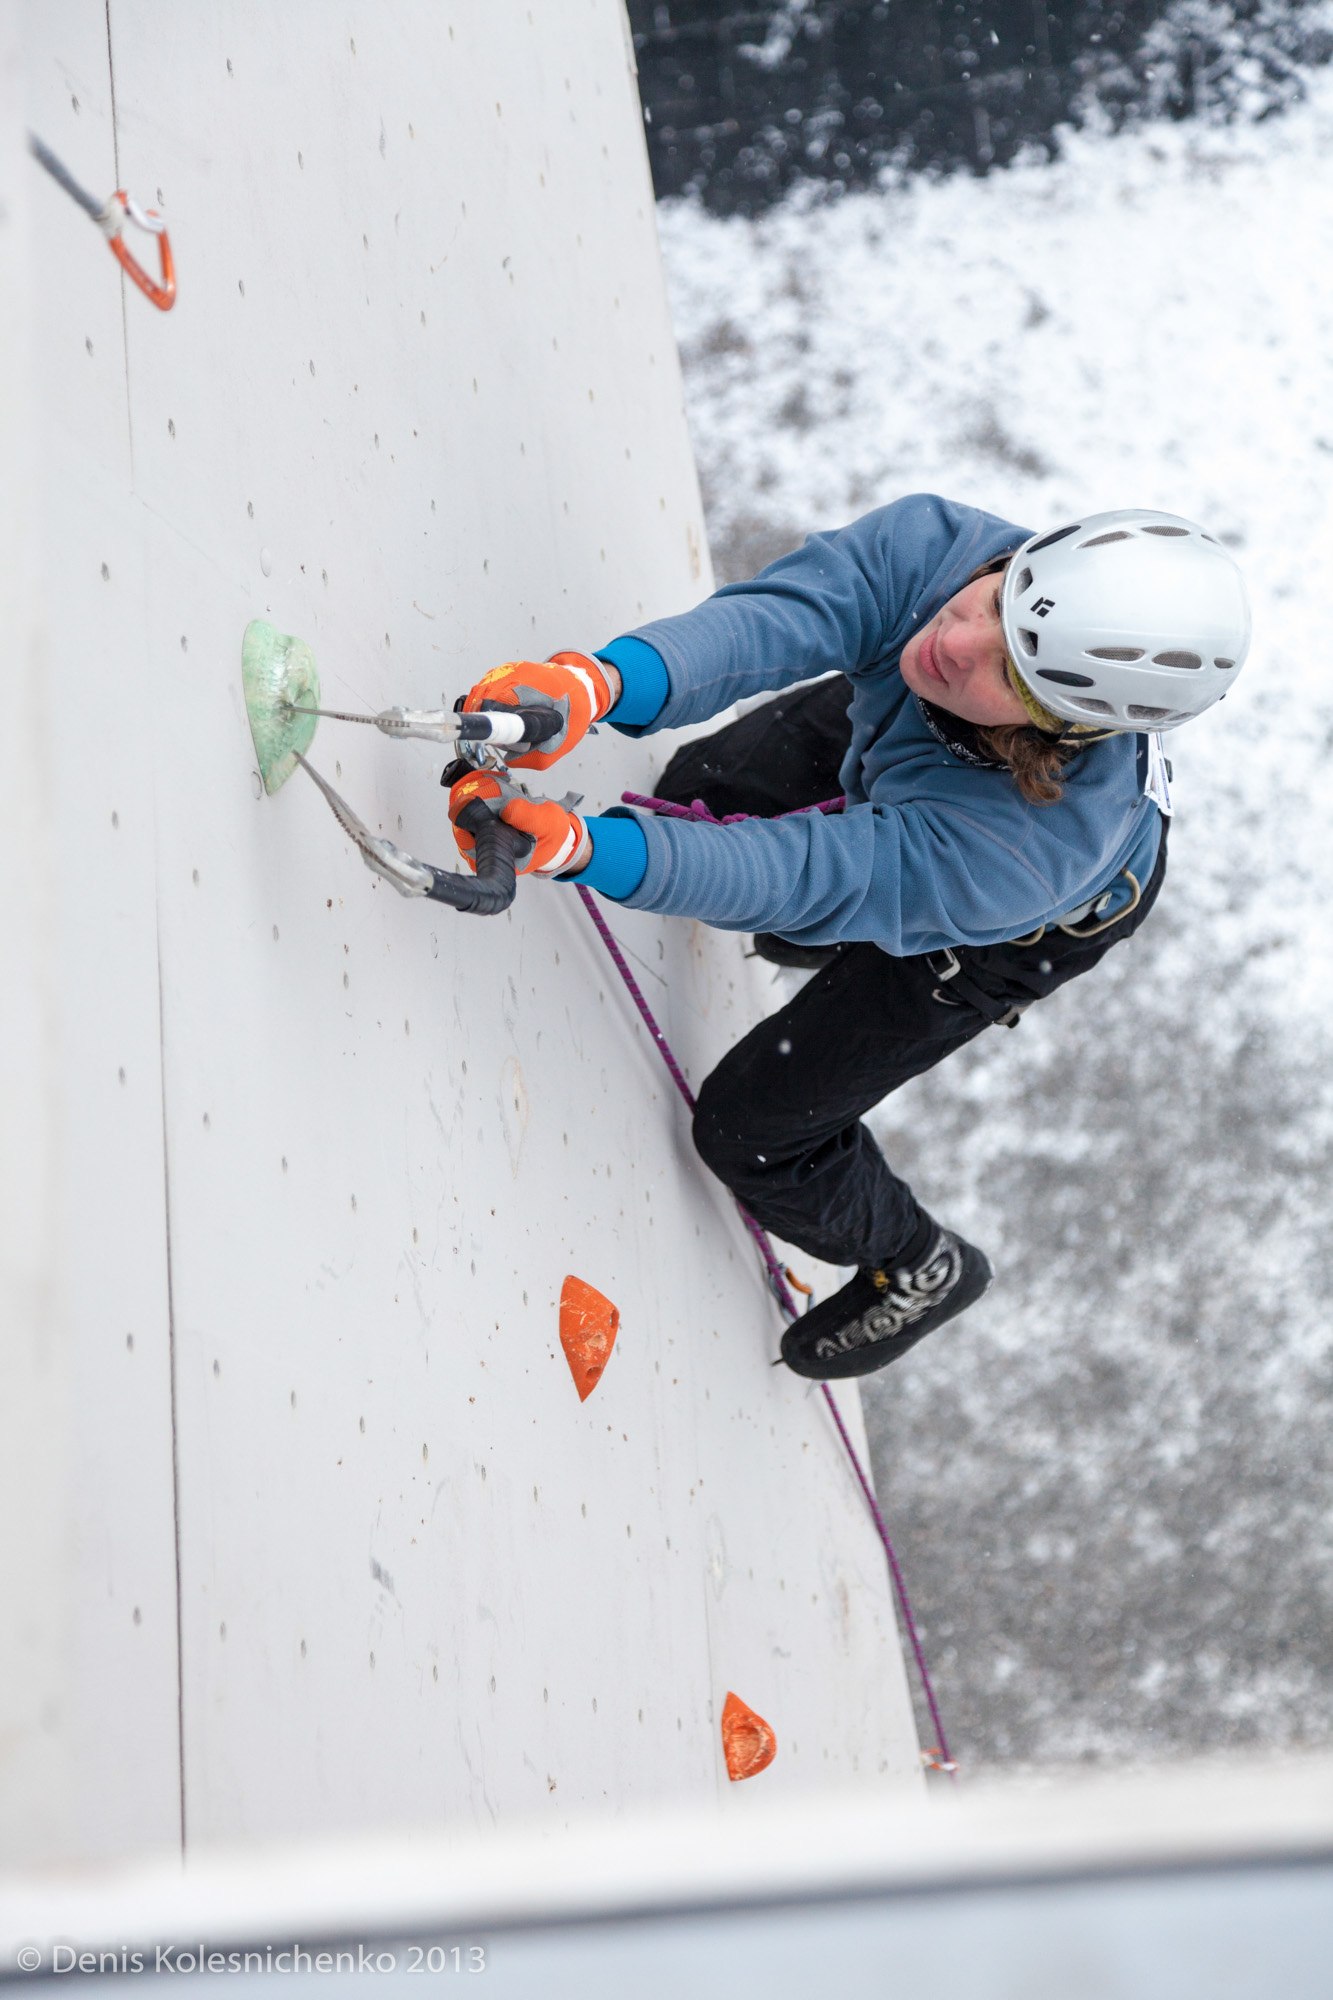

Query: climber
<box><xmin>448</xmin><ymin>495</ymin><xmax>1251</xmax><ymax>1380</ymax></box>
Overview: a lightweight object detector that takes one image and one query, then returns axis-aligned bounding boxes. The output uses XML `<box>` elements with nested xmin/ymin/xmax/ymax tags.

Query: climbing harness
<box><xmin>926</xmin><ymin>868</ymin><xmax>1145</xmax><ymax>1017</ymax></box>
<box><xmin>28</xmin><ymin>133</ymin><xmax>176</xmax><ymax>311</ymax></box>
<box><xmin>1055</xmin><ymin>867</ymin><xmax>1143</xmax><ymax>938</ymax></box>
<box><xmin>629</xmin><ymin>785</ymin><xmax>1146</xmax><ymax>1026</ymax></box>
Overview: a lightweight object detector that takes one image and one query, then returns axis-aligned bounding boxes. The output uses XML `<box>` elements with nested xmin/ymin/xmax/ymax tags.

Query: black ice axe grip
<box><xmin>425</xmin><ymin>795</ymin><xmax>533</xmax><ymax>916</ymax></box>
<box><xmin>498</xmin><ymin>703</ymin><xmax>565</xmax><ymax>750</ymax></box>
<box><xmin>455</xmin><ymin>701</ymin><xmax>566</xmax><ymax>752</ymax></box>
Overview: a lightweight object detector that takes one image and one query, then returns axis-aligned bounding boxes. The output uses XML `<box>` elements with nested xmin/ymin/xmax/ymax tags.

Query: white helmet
<box><xmin>999</xmin><ymin>509</ymin><xmax>1252</xmax><ymax>733</ymax></box>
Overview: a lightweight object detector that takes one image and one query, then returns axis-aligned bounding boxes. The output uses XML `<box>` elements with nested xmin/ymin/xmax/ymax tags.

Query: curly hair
<box><xmin>973</xmin><ymin>719</ymin><xmax>1071</xmax><ymax>805</ymax></box>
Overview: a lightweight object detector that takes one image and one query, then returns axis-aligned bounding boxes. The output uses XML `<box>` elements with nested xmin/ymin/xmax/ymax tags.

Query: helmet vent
<box><xmin>1015</xmin><ymin>566</ymin><xmax>1033</xmax><ymax>592</ymax></box>
<box><xmin>1142</xmin><ymin>525</ymin><xmax>1189</xmax><ymax>537</ymax></box>
<box><xmin>1128</xmin><ymin>704</ymin><xmax>1180</xmax><ymax>723</ymax></box>
<box><xmin>1036</xmin><ymin>669</ymin><xmax>1096</xmax><ymax>687</ymax></box>
<box><xmin>1070</xmin><ymin>698</ymin><xmax>1115</xmax><ymax>716</ymax></box>
<box><xmin>1087</xmin><ymin>646</ymin><xmax>1145</xmax><ymax>661</ymax></box>
<box><xmin>1214</xmin><ymin>657</ymin><xmax>1235</xmax><ymax>669</ymax></box>
<box><xmin>1027</xmin><ymin>524</ymin><xmax>1081</xmax><ymax>554</ymax></box>
<box><xmin>1201</xmin><ymin>533</ymin><xmax>1220</xmax><ymax>545</ymax></box>
<box><xmin>1153</xmin><ymin>650</ymin><xmax>1202</xmax><ymax>669</ymax></box>
<box><xmin>1017</xmin><ymin>628</ymin><xmax>1039</xmax><ymax>657</ymax></box>
<box><xmin>1080</xmin><ymin>531</ymin><xmax>1133</xmax><ymax>548</ymax></box>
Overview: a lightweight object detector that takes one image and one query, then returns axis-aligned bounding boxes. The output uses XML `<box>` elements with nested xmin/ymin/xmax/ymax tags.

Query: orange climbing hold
<box><xmin>721</xmin><ymin>1691</ymin><xmax>777</xmax><ymax>1781</ymax></box>
<box><xmin>559</xmin><ymin>1276</ymin><xmax>620</xmax><ymax>1401</ymax></box>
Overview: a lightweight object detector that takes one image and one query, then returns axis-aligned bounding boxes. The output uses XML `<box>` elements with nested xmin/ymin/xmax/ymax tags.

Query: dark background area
<box><xmin>627</xmin><ymin>0</ymin><xmax>1333</xmax><ymax>211</ymax></box>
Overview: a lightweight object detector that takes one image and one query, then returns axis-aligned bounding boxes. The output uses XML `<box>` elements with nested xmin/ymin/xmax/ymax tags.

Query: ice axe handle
<box><xmin>502</xmin><ymin>702</ymin><xmax>565</xmax><ymax>751</ymax></box>
<box><xmin>431</xmin><ymin>797</ymin><xmax>533</xmax><ymax>915</ymax></box>
<box><xmin>458</xmin><ymin>701</ymin><xmax>565</xmax><ymax>751</ymax></box>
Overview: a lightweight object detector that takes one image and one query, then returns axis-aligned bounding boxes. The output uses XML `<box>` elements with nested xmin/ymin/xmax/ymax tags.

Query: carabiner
<box><xmin>101</xmin><ymin>190</ymin><xmax>176</xmax><ymax>311</ymax></box>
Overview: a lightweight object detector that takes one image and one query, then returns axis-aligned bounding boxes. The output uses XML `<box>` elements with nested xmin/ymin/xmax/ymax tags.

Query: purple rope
<box><xmin>621</xmin><ymin>790</ymin><xmax>847</xmax><ymax>824</ymax></box>
<box><xmin>574</xmin><ymin>853</ymin><xmax>956</xmax><ymax>1777</ymax></box>
<box><xmin>576</xmin><ymin>883</ymin><xmax>698</xmax><ymax>1110</ymax></box>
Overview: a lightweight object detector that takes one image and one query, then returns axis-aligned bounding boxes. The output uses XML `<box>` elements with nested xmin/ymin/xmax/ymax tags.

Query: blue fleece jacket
<box><xmin>568</xmin><ymin>494</ymin><xmax>1161</xmax><ymax>955</ymax></box>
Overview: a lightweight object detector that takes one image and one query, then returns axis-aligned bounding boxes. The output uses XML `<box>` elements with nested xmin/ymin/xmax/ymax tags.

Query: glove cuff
<box><xmin>547</xmin><ymin>650</ymin><xmax>617</xmax><ymax>723</ymax></box>
<box><xmin>543</xmin><ymin>814</ymin><xmax>592</xmax><ymax>877</ymax></box>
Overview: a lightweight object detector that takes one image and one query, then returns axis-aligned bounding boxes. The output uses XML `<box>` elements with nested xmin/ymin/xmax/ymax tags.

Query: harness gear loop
<box><xmin>928</xmin><ymin>861</ymin><xmax>1145</xmax><ymax>1026</ymax></box>
<box><xmin>1056</xmin><ymin>868</ymin><xmax>1143</xmax><ymax>939</ymax></box>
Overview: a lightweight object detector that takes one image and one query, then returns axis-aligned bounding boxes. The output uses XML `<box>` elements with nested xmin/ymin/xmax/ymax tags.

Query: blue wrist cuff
<box><xmin>596</xmin><ymin>636</ymin><xmax>669</xmax><ymax>733</ymax></box>
<box><xmin>561</xmin><ymin>813</ymin><xmax>649</xmax><ymax>901</ymax></box>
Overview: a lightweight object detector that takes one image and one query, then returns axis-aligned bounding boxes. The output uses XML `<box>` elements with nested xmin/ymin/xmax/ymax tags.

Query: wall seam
<box><xmin>106</xmin><ymin>0</ymin><xmax>172</xmax><ymax>1843</ymax></box>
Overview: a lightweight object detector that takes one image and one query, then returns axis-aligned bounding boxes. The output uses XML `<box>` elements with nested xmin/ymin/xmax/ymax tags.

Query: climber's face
<box><xmin>900</xmin><ymin>573</ymin><xmax>1030</xmax><ymax>729</ymax></box>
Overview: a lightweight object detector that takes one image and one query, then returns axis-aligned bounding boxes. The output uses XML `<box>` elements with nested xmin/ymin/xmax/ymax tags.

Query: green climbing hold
<box><xmin>242</xmin><ymin>619</ymin><xmax>320</xmax><ymax>795</ymax></box>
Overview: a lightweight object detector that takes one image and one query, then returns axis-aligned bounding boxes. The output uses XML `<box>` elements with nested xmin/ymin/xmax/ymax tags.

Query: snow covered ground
<box><xmin>651</xmin><ymin>80</ymin><xmax>1333</xmax><ymax>1770</ymax></box>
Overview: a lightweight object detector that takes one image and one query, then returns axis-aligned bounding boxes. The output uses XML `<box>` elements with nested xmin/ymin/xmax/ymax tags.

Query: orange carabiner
<box><xmin>106</xmin><ymin>191</ymin><xmax>176</xmax><ymax>311</ymax></box>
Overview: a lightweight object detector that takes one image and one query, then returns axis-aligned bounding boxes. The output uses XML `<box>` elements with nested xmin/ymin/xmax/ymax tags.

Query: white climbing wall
<box><xmin>4</xmin><ymin>0</ymin><xmax>920</xmax><ymax>1868</ymax></box>
<box><xmin>0</xmin><ymin>0</ymin><xmax>74</xmax><ymax>1874</ymax></box>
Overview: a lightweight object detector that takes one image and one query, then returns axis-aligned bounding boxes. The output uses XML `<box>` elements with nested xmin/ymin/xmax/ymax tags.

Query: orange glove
<box><xmin>461</xmin><ymin>652</ymin><xmax>617</xmax><ymax>770</ymax></box>
<box><xmin>448</xmin><ymin>769</ymin><xmax>591</xmax><ymax>878</ymax></box>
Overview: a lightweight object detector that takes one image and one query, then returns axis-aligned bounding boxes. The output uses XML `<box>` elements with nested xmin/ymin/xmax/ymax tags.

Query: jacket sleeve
<box><xmin>623</xmin><ymin>495</ymin><xmax>1000</xmax><ymax>733</ymax></box>
<box><xmin>612</xmin><ymin>795</ymin><xmax>1085</xmax><ymax>956</ymax></box>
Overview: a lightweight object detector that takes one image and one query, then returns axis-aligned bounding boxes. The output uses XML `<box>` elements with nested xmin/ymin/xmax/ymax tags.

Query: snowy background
<box><xmin>650</xmin><ymin>69</ymin><xmax>1333</xmax><ymax>1770</ymax></box>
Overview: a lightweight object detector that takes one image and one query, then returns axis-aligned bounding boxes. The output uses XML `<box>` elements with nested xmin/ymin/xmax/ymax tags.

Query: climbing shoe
<box><xmin>780</xmin><ymin>1227</ymin><xmax>993</xmax><ymax>1380</ymax></box>
<box><xmin>750</xmin><ymin>931</ymin><xmax>840</xmax><ymax>971</ymax></box>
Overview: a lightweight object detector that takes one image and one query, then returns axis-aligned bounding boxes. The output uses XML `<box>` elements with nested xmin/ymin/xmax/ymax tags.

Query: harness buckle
<box><xmin>927</xmin><ymin>946</ymin><xmax>964</xmax><ymax>1010</ymax></box>
<box><xmin>927</xmin><ymin>944</ymin><xmax>1027</xmax><ymax>1027</ymax></box>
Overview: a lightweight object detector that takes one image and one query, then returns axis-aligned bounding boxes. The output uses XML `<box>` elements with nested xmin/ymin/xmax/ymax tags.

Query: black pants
<box><xmin>655</xmin><ymin>678</ymin><xmax>1168</xmax><ymax>1271</ymax></box>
